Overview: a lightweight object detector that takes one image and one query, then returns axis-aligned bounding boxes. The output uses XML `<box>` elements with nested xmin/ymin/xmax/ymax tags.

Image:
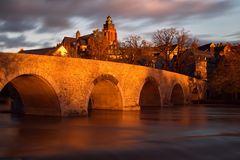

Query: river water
<box><xmin>0</xmin><ymin>105</ymin><xmax>240</xmax><ymax>160</ymax></box>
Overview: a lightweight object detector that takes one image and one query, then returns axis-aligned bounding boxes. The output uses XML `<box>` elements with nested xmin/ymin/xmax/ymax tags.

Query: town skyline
<box><xmin>0</xmin><ymin>0</ymin><xmax>240</xmax><ymax>52</ymax></box>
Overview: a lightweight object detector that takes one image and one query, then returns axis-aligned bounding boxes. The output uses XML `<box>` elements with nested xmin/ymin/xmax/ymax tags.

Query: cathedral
<box><xmin>19</xmin><ymin>16</ymin><xmax>118</xmax><ymax>58</ymax></box>
<box><xmin>62</xmin><ymin>16</ymin><xmax>118</xmax><ymax>58</ymax></box>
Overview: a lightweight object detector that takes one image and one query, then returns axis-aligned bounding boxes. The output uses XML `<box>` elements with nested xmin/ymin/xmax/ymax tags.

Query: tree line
<box><xmin>86</xmin><ymin>28</ymin><xmax>198</xmax><ymax>73</ymax></box>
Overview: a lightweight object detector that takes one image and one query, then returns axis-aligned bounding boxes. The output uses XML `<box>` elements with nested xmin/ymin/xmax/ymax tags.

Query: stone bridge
<box><xmin>0</xmin><ymin>53</ymin><xmax>206</xmax><ymax>117</ymax></box>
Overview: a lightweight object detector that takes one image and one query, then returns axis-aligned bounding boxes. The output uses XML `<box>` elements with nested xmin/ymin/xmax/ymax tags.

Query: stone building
<box><xmin>61</xmin><ymin>16</ymin><xmax>118</xmax><ymax>58</ymax></box>
<box><xmin>193</xmin><ymin>42</ymin><xmax>232</xmax><ymax>80</ymax></box>
<box><xmin>158</xmin><ymin>42</ymin><xmax>232</xmax><ymax>80</ymax></box>
<box><xmin>19</xmin><ymin>16</ymin><xmax>118</xmax><ymax>58</ymax></box>
<box><xmin>19</xmin><ymin>45</ymin><xmax>68</xmax><ymax>57</ymax></box>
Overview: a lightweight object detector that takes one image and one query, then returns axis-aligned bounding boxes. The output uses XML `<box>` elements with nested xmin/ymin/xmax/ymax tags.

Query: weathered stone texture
<box><xmin>0</xmin><ymin>53</ymin><xmax>206</xmax><ymax>116</ymax></box>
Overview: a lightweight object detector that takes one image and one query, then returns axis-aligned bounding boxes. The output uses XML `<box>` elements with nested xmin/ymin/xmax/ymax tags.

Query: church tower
<box><xmin>102</xmin><ymin>16</ymin><xmax>117</xmax><ymax>45</ymax></box>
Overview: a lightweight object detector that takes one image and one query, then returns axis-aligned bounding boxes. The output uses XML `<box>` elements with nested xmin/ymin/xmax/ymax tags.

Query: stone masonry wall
<box><xmin>0</xmin><ymin>53</ymin><xmax>206</xmax><ymax>116</ymax></box>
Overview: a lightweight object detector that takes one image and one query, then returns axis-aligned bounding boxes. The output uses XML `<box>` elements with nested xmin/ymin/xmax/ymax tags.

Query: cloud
<box><xmin>0</xmin><ymin>0</ymin><xmax>237</xmax><ymax>50</ymax></box>
<box><xmin>0</xmin><ymin>35</ymin><xmax>38</xmax><ymax>48</ymax></box>
<box><xmin>194</xmin><ymin>34</ymin><xmax>214</xmax><ymax>39</ymax></box>
<box><xmin>0</xmin><ymin>20</ymin><xmax>36</xmax><ymax>32</ymax></box>
<box><xmin>225</xmin><ymin>31</ymin><xmax>240</xmax><ymax>39</ymax></box>
<box><xmin>0</xmin><ymin>0</ymin><xmax>235</xmax><ymax>32</ymax></box>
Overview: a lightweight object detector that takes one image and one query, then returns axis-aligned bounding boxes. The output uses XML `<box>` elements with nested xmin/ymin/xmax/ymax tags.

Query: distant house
<box><xmin>198</xmin><ymin>43</ymin><xmax>216</xmax><ymax>56</ymax></box>
<box><xmin>52</xmin><ymin>45</ymin><xmax>68</xmax><ymax>57</ymax></box>
<box><xmin>155</xmin><ymin>42</ymin><xmax>232</xmax><ymax>80</ymax></box>
<box><xmin>198</xmin><ymin>42</ymin><xmax>231</xmax><ymax>56</ymax></box>
<box><xmin>19</xmin><ymin>45</ymin><xmax>69</xmax><ymax>57</ymax></box>
<box><xmin>168</xmin><ymin>44</ymin><xmax>187</xmax><ymax>61</ymax></box>
<box><xmin>61</xmin><ymin>31</ymin><xmax>89</xmax><ymax>57</ymax></box>
<box><xmin>193</xmin><ymin>42</ymin><xmax>232</xmax><ymax>80</ymax></box>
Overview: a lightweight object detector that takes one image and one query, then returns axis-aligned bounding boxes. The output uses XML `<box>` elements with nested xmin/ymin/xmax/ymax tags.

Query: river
<box><xmin>0</xmin><ymin>105</ymin><xmax>240</xmax><ymax>160</ymax></box>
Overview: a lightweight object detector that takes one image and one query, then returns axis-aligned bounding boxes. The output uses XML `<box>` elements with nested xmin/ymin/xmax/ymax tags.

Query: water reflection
<box><xmin>0</xmin><ymin>105</ymin><xmax>240</xmax><ymax>159</ymax></box>
<box><xmin>140</xmin><ymin>106</ymin><xmax>208</xmax><ymax>126</ymax></box>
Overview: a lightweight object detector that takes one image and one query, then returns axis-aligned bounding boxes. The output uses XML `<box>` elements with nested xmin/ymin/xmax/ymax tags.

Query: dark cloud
<box><xmin>0</xmin><ymin>20</ymin><xmax>36</xmax><ymax>32</ymax></box>
<box><xmin>117</xmin><ymin>20</ymin><xmax>151</xmax><ymax>32</ymax></box>
<box><xmin>0</xmin><ymin>34</ymin><xmax>52</xmax><ymax>51</ymax></box>
<box><xmin>0</xmin><ymin>0</ymin><xmax>235</xmax><ymax>33</ymax></box>
<box><xmin>225</xmin><ymin>31</ymin><xmax>240</xmax><ymax>39</ymax></box>
<box><xmin>0</xmin><ymin>0</ymin><xmax>237</xmax><ymax>50</ymax></box>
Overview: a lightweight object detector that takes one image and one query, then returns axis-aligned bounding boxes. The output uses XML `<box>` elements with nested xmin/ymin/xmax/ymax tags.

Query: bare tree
<box><xmin>120</xmin><ymin>35</ymin><xmax>153</xmax><ymax>65</ymax></box>
<box><xmin>139</xmin><ymin>40</ymin><xmax>154</xmax><ymax>66</ymax></box>
<box><xmin>152</xmin><ymin>28</ymin><xmax>177</xmax><ymax>69</ymax></box>
<box><xmin>152</xmin><ymin>28</ymin><xmax>194</xmax><ymax>71</ymax></box>
<box><xmin>177</xmin><ymin>38</ymin><xmax>199</xmax><ymax>75</ymax></box>
<box><xmin>175</xmin><ymin>29</ymin><xmax>192</xmax><ymax>70</ymax></box>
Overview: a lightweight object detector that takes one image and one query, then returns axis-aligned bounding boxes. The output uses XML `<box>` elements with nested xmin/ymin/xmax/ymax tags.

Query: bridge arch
<box><xmin>87</xmin><ymin>74</ymin><xmax>123</xmax><ymax>110</ymax></box>
<box><xmin>170</xmin><ymin>83</ymin><xmax>185</xmax><ymax>105</ymax></box>
<box><xmin>0</xmin><ymin>74</ymin><xmax>61</xmax><ymax>116</ymax></box>
<box><xmin>139</xmin><ymin>77</ymin><xmax>162</xmax><ymax>109</ymax></box>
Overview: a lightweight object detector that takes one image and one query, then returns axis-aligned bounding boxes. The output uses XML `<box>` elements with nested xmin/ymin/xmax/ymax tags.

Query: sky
<box><xmin>0</xmin><ymin>0</ymin><xmax>240</xmax><ymax>52</ymax></box>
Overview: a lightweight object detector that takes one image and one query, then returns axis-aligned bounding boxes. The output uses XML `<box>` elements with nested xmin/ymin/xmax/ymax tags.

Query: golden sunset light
<box><xmin>0</xmin><ymin>0</ymin><xmax>240</xmax><ymax>160</ymax></box>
